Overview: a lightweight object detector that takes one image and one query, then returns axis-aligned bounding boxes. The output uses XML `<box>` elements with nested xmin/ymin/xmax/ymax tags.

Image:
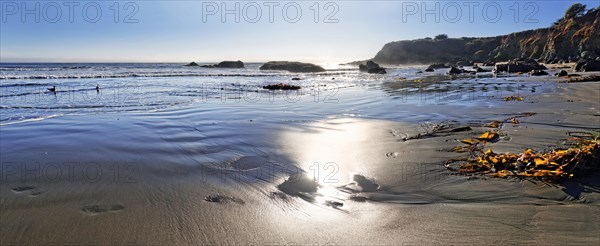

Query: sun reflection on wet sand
<box><xmin>277</xmin><ymin>118</ymin><xmax>375</xmax><ymax>186</ymax></box>
<box><xmin>274</xmin><ymin>118</ymin><xmax>396</xmax><ymax>212</ymax></box>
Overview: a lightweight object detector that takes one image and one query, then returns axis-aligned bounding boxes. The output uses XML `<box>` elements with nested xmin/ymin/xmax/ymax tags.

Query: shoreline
<box><xmin>1</xmin><ymin>69</ymin><xmax>599</xmax><ymax>244</ymax></box>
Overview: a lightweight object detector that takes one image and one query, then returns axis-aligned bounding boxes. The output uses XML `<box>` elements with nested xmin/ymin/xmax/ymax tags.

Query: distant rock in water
<box><xmin>494</xmin><ymin>59</ymin><xmax>547</xmax><ymax>73</ymax></box>
<box><xmin>184</xmin><ymin>62</ymin><xmax>199</xmax><ymax>66</ymax></box>
<box><xmin>425</xmin><ymin>68</ymin><xmax>434</xmax><ymax>72</ymax></box>
<box><xmin>200</xmin><ymin>60</ymin><xmax>245</xmax><ymax>68</ymax></box>
<box><xmin>575</xmin><ymin>60</ymin><xmax>600</xmax><ymax>72</ymax></box>
<box><xmin>359</xmin><ymin>60</ymin><xmax>386</xmax><ymax>74</ymax></box>
<box><xmin>215</xmin><ymin>60</ymin><xmax>244</xmax><ymax>68</ymax></box>
<box><xmin>259</xmin><ymin>61</ymin><xmax>325</xmax><ymax>73</ymax></box>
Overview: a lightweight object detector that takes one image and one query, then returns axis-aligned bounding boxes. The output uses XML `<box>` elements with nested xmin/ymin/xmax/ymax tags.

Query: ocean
<box><xmin>0</xmin><ymin>62</ymin><xmax>539</xmax><ymax>125</ymax></box>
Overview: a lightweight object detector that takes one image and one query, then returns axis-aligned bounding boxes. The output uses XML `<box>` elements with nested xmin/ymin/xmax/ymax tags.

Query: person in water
<box><xmin>96</xmin><ymin>84</ymin><xmax>100</xmax><ymax>93</ymax></box>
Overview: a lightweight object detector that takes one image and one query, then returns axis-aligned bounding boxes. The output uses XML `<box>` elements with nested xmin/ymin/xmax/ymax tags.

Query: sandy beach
<box><xmin>1</xmin><ymin>65</ymin><xmax>599</xmax><ymax>244</ymax></box>
<box><xmin>3</xmin><ymin>1</ymin><xmax>600</xmax><ymax>244</ymax></box>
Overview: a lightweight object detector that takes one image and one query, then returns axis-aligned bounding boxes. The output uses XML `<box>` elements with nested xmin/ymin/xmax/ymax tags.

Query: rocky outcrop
<box><xmin>259</xmin><ymin>61</ymin><xmax>326</xmax><ymax>73</ymax></box>
<box><xmin>494</xmin><ymin>59</ymin><xmax>547</xmax><ymax>73</ymax></box>
<box><xmin>575</xmin><ymin>60</ymin><xmax>600</xmax><ymax>71</ymax></box>
<box><xmin>359</xmin><ymin>61</ymin><xmax>387</xmax><ymax>74</ymax></box>
<box><xmin>184</xmin><ymin>62</ymin><xmax>199</xmax><ymax>66</ymax></box>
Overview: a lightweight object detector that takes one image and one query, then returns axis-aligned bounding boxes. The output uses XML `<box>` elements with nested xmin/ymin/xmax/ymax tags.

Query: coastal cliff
<box><xmin>373</xmin><ymin>5</ymin><xmax>600</xmax><ymax>64</ymax></box>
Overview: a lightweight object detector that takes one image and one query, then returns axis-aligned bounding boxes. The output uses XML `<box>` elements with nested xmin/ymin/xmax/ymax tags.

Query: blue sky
<box><xmin>1</xmin><ymin>1</ymin><xmax>598</xmax><ymax>63</ymax></box>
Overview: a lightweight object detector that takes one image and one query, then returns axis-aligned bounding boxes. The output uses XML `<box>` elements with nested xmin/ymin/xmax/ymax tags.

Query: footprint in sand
<box><xmin>11</xmin><ymin>186</ymin><xmax>42</xmax><ymax>197</ymax></box>
<box><xmin>385</xmin><ymin>152</ymin><xmax>399</xmax><ymax>158</ymax></box>
<box><xmin>204</xmin><ymin>195</ymin><xmax>245</xmax><ymax>205</ymax></box>
<box><xmin>81</xmin><ymin>204</ymin><xmax>125</xmax><ymax>215</ymax></box>
<box><xmin>269</xmin><ymin>191</ymin><xmax>289</xmax><ymax>200</ymax></box>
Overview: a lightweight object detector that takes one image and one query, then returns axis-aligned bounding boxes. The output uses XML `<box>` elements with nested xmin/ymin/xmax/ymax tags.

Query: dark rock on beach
<box><xmin>555</xmin><ymin>70</ymin><xmax>569</xmax><ymax>77</ymax></box>
<box><xmin>494</xmin><ymin>59</ymin><xmax>547</xmax><ymax>73</ymax></box>
<box><xmin>359</xmin><ymin>61</ymin><xmax>386</xmax><ymax>74</ymax></box>
<box><xmin>260</xmin><ymin>61</ymin><xmax>325</xmax><ymax>73</ymax></box>
<box><xmin>575</xmin><ymin>60</ymin><xmax>600</xmax><ymax>72</ymax></box>
<box><xmin>262</xmin><ymin>83</ymin><xmax>301</xmax><ymax>90</ymax></box>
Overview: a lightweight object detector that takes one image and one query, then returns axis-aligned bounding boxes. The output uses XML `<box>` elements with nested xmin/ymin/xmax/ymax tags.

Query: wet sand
<box><xmin>1</xmin><ymin>75</ymin><xmax>599</xmax><ymax>245</ymax></box>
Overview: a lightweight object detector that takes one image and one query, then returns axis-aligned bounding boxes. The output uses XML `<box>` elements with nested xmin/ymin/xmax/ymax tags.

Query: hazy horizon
<box><xmin>2</xmin><ymin>1</ymin><xmax>599</xmax><ymax>63</ymax></box>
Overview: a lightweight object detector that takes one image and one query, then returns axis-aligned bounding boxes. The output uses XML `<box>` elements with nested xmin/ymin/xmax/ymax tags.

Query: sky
<box><xmin>1</xmin><ymin>0</ymin><xmax>598</xmax><ymax>63</ymax></box>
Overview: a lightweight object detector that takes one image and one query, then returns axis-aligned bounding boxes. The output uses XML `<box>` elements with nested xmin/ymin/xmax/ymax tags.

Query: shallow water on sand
<box><xmin>1</xmin><ymin>63</ymin><xmax>599</xmax><ymax>244</ymax></box>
